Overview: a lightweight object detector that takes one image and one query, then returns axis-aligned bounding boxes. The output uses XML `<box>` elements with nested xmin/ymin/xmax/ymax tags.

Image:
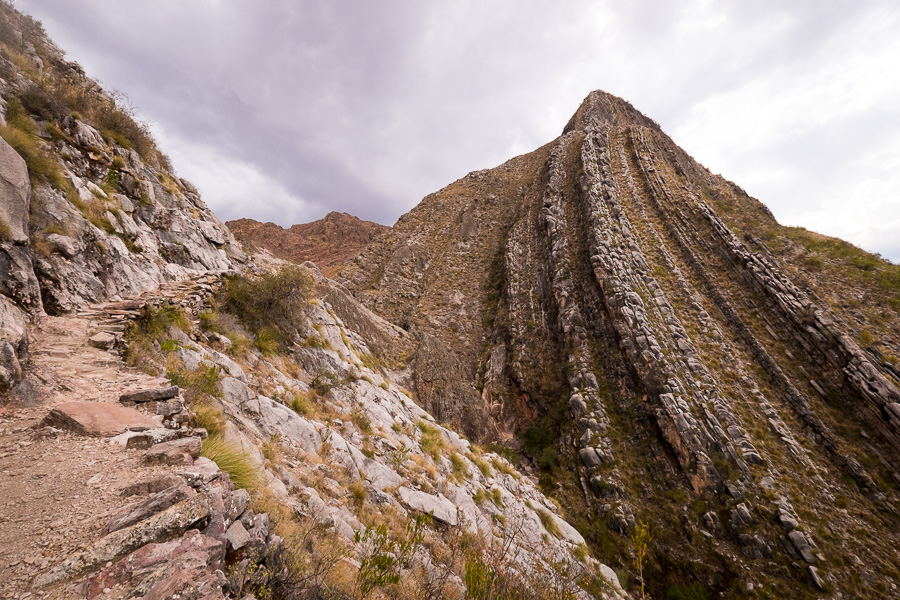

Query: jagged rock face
<box><xmin>0</xmin><ymin>4</ymin><xmax>244</xmax><ymax>398</ymax></box>
<box><xmin>342</xmin><ymin>91</ymin><xmax>900</xmax><ymax>594</ymax></box>
<box><xmin>28</xmin><ymin>154</ymin><xmax>243</xmax><ymax>314</ymax></box>
<box><xmin>0</xmin><ymin>4</ymin><xmax>244</xmax><ymax>319</ymax></box>
<box><xmin>228</xmin><ymin>212</ymin><xmax>387</xmax><ymax>277</ymax></box>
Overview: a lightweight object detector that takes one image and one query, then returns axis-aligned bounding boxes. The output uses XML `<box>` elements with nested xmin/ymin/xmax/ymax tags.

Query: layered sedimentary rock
<box><xmin>341</xmin><ymin>91</ymin><xmax>900</xmax><ymax>595</ymax></box>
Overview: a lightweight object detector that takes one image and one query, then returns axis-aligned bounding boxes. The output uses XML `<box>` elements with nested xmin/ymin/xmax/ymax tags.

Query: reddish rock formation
<box><xmin>227</xmin><ymin>212</ymin><xmax>388</xmax><ymax>276</ymax></box>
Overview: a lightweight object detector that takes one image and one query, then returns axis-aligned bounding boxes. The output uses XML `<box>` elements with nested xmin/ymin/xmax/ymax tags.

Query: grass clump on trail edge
<box><xmin>212</xmin><ymin>266</ymin><xmax>313</xmax><ymax>353</ymax></box>
<box><xmin>128</xmin><ymin>303</ymin><xmax>191</xmax><ymax>340</ymax></box>
<box><xmin>201</xmin><ymin>435</ymin><xmax>258</xmax><ymax>490</ymax></box>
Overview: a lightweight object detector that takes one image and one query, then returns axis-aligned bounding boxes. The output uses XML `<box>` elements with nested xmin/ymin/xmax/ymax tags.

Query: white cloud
<box><xmin>157</xmin><ymin>126</ymin><xmax>322</xmax><ymax>226</ymax></box>
<box><xmin>23</xmin><ymin>0</ymin><xmax>900</xmax><ymax>261</ymax></box>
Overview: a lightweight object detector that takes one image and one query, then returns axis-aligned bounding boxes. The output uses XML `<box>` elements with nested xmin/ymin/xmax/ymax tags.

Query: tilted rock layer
<box><xmin>341</xmin><ymin>91</ymin><xmax>900</xmax><ymax>596</ymax></box>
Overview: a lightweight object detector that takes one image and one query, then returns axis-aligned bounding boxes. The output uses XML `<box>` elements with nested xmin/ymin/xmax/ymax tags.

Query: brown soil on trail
<box><xmin>0</xmin><ymin>315</ymin><xmax>176</xmax><ymax>599</ymax></box>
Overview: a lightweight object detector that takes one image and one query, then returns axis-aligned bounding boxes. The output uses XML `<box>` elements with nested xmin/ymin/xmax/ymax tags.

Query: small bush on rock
<box><xmin>215</xmin><ymin>266</ymin><xmax>312</xmax><ymax>352</ymax></box>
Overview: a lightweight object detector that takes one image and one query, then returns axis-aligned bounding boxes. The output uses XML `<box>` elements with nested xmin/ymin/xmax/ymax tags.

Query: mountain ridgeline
<box><xmin>340</xmin><ymin>91</ymin><xmax>900</xmax><ymax>596</ymax></box>
<box><xmin>227</xmin><ymin>212</ymin><xmax>387</xmax><ymax>277</ymax></box>
<box><xmin>2</xmin><ymin>0</ymin><xmax>900</xmax><ymax>594</ymax></box>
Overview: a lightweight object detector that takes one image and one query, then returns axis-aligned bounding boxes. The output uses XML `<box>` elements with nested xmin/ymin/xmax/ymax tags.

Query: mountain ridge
<box><xmin>339</xmin><ymin>89</ymin><xmax>900</xmax><ymax>596</ymax></box>
<box><xmin>1</xmin><ymin>0</ymin><xmax>900</xmax><ymax>595</ymax></box>
<box><xmin>227</xmin><ymin>211</ymin><xmax>387</xmax><ymax>276</ymax></box>
<box><xmin>0</xmin><ymin>5</ymin><xmax>628</xmax><ymax>599</ymax></box>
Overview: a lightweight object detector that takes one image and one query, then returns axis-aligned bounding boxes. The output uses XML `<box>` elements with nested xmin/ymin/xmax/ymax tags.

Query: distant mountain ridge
<box><xmin>227</xmin><ymin>212</ymin><xmax>387</xmax><ymax>276</ymax></box>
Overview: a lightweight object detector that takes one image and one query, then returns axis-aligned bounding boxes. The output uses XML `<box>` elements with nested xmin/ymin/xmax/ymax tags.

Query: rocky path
<box><xmin>0</xmin><ymin>275</ymin><xmax>219</xmax><ymax>599</ymax></box>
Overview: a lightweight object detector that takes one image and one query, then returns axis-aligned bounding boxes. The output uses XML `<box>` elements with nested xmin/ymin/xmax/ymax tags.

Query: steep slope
<box><xmin>4</xmin><ymin>266</ymin><xmax>626</xmax><ymax>600</ymax></box>
<box><xmin>340</xmin><ymin>91</ymin><xmax>900</xmax><ymax>597</ymax></box>
<box><xmin>0</xmin><ymin>4</ymin><xmax>243</xmax><ymax>400</ymax></box>
<box><xmin>0</xmin><ymin>5</ymin><xmax>630</xmax><ymax>599</ymax></box>
<box><xmin>228</xmin><ymin>212</ymin><xmax>387</xmax><ymax>276</ymax></box>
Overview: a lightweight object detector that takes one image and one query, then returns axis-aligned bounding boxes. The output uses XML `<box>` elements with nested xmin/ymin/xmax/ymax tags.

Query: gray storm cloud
<box><xmin>22</xmin><ymin>0</ymin><xmax>900</xmax><ymax>261</ymax></box>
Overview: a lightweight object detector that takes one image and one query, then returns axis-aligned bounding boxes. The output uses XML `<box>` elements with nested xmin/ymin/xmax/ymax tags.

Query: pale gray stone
<box><xmin>398</xmin><ymin>487</ymin><xmax>457</xmax><ymax>526</ymax></box>
<box><xmin>0</xmin><ymin>135</ymin><xmax>30</xmax><ymax>242</ymax></box>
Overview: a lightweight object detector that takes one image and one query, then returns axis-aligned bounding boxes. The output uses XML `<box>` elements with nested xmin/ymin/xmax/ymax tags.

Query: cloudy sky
<box><xmin>22</xmin><ymin>0</ymin><xmax>900</xmax><ymax>261</ymax></box>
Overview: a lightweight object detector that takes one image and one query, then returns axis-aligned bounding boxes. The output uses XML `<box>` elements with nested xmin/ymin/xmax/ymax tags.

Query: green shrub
<box><xmin>859</xmin><ymin>329</ymin><xmax>874</xmax><ymax>348</ymax></box>
<box><xmin>418</xmin><ymin>420</ymin><xmax>446</xmax><ymax>461</ymax></box>
<box><xmin>354</xmin><ymin>515</ymin><xmax>427</xmax><ymax>598</ymax></box>
<box><xmin>128</xmin><ymin>303</ymin><xmax>191</xmax><ymax>340</ymax></box>
<box><xmin>216</xmin><ymin>266</ymin><xmax>312</xmax><ymax>352</ymax></box>
<box><xmin>666</xmin><ymin>583</ymin><xmax>710</xmax><ymax>600</ymax></box>
<box><xmin>537</xmin><ymin>447</ymin><xmax>558</xmax><ymax>470</ymax></box>
<box><xmin>18</xmin><ymin>82</ymin><xmax>67</xmax><ymax>121</ymax></box>
<box><xmin>167</xmin><ymin>364</ymin><xmax>220</xmax><ymax>401</ymax></box>
<box><xmin>255</xmin><ymin>326</ymin><xmax>280</xmax><ymax>355</ymax></box>
<box><xmin>201</xmin><ymin>435</ymin><xmax>258</xmax><ymax>490</ymax></box>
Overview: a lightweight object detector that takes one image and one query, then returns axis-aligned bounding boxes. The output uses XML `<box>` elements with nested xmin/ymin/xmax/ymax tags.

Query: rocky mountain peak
<box><xmin>2</xmin><ymin>1</ymin><xmax>900</xmax><ymax>596</ymax></box>
<box><xmin>340</xmin><ymin>87</ymin><xmax>900</xmax><ymax>596</ymax></box>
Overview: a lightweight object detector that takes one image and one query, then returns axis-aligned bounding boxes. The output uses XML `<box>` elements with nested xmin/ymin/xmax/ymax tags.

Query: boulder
<box><xmin>579</xmin><ymin>447</ymin><xmax>603</xmax><ymax>468</ymax></box>
<box><xmin>244</xmin><ymin>394</ymin><xmax>321</xmax><ymax>454</ymax></box>
<box><xmin>397</xmin><ymin>487</ymin><xmax>458</xmax><ymax>526</ymax></box>
<box><xmin>221</xmin><ymin>377</ymin><xmax>254</xmax><ymax>406</ymax></box>
<box><xmin>83</xmin><ymin>529</ymin><xmax>225</xmax><ymax>600</ymax></box>
<box><xmin>204</xmin><ymin>348</ymin><xmax>245</xmax><ymax>381</ymax></box>
<box><xmin>729</xmin><ymin>503</ymin><xmax>753</xmax><ymax>532</ymax></box>
<box><xmin>46</xmin><ymin>233</ymin><xmax>82</xmax><ymax>258</ymax></box>
<box><xmin>144</xmin><ymin>437</ymin><xmax>202</xmax><ymax>466</ymax></box>
<box><xmin>0</xmin><ymin>135</ymin><xmax>30</xmax><ymax>243</ymax></box>
<box><xmin>34</xmin><ymin>493</ymin><xmax>211</xmax><ymax>588</ymax></box>
<box><xmin>89</xmin><ymin>331</ymin><xmax>116</xmax><ymax>349</ymax></box>
<box><xmin>181</xmin><ymin>457</ymin><xmax>223</xmax><ymax>488</ymax></box>
<box><xmin>0</xmin><ymin>339</ymin><xmax>22</xmax><ymax>394</ymax></box>
<box><xmin>119</xmin><ymin>386</ymin><xmax>180</xmax><ymax>404</ymax></box>
<box><xmin>105</xmin><ymin>482</ymin><xmax>197</xmax><ymax>533</ymax></box>
<box><xmin>225</xmin><ymin>521</ymin><xmax>251</xmax><ymax>552</ymax></box>
<box><xmin>225</xmin><ymin>488</ymin><xmax>250</xmax><ymax>522</ymax></box>
<box><xmin>41</xmin><ymin>402</ymin><xmax>159</xmax><ymax>437</ymax></box>
<box><xmin>138</xmin><ymin>567</ymin><xmax>226</xmax><ymax>600</ymax></box>
<box><xmin>120</xmin><ymin>475</ymin><xmax>184</xmax><ymax>497</ymax></box>
<box><xmin>155</xmin><ymin>399</ymin><xmax>184</xmax><ymax>416</ymax></box>
<box><xmin>0</xmin><ymin>296</ymin><xmax>27</xmax><ymax>393</ymax></box>
<box><xmin>788</xmin><ymin>530</ymin><xmax>817</xmax><ymax>563</ymax></box>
